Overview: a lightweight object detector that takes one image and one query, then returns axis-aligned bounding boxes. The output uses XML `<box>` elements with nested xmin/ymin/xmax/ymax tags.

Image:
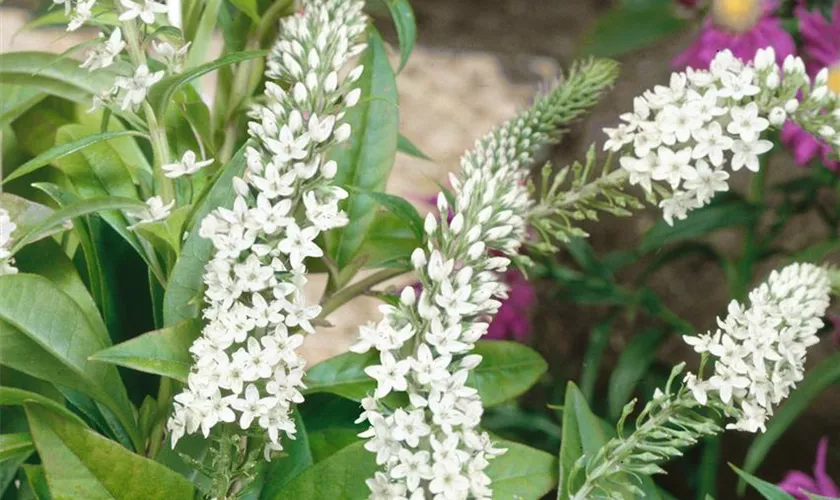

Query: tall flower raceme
<box><xmin>606</xmin><ymin>47</ymin><xmax>840</xmax><ymax>225</ymax></box>
<box><xmin>781</xmin><ymin>4</ymin><xmax>840</xmax><ymax>170</ymax></box>
<box><xmin>567</xmin><ymin>262</ymin><xmax>832</xmax><ymax>500</ymax></box>
<box><xmin>351</xmin><ymin>59</ymin><xmax>621</xmax><ymax>499</ymax></box>
<box><xmin>167</xmin><ymin>0</ymin><xmax>367</xmax><ymax>457</ymax></box>
<box><xmin>0</xmin><ymin>209</ymin><xmax>18</xmax><ymax>276</ymax></box>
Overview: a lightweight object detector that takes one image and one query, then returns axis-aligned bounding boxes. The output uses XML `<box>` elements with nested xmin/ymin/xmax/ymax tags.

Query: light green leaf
<box><xmin>0</xmin><ymin>274</ymin><xmax>139</xmax><ymax>449</ymax></box>
<box><xmin>304</xmin><ymin>351</ymin><xmax>378</xmax><ymax>401</ymax></box>
<box><xmin>381</xmin><ymin>0</ymin><xmax>416</xmax><ymax>71</ymax></box>
<box><xmin>0</xmin><ymin>449</ymin><xmax>33</xmax><ymax>496</ymax></box>
<box><xmin>557</xmin><ymin>382</ymin><xmax>609</xmax><ymax>500</ymax></box>
<box><xmin>163</xmin><ymin>144</ymin><xmax>248</xmax><ymax>326</ymax></box>
<box><xmin>25</xmin><ymin>403</ymin><xmax>195</xmax><ymax>500</ymax></box>
<box><xmin>266</xmin><ymin>440</ymin><xmax>375</xmax><ymax>499</ymax></box>
<box><xmin>0</xmin><ymin>84</ymin><xmax>46</xmax><ymax>127</ymax></box>
<box><xmin>326</xmin><ymin>28</ymin><xmax>399</xmax><ymax>270</ymax></box>
<box><xmin>355</xmin><ymin>210</ymin><xmax>421</xmax><ymax>270</ymax></box>
<box><xmin>2</xmin><ymin>130</ymin><xmax>146</xmax><ymax>185</ymax></box>
<box><xmin>0</xmin><ymin>433</ymin><xmax>34</xmax><ymax>460</ymax></box>
<box><xmin>21</xmin><ymin>464</ymin><xmax>51</xmax><ymax>500</ymax></box>
<box><xmin>0</xmin><ymin>387</ymin><xmax>89</xmax><ymax>428</ymax></box>
<box><xmin>397</xmin><ymin>133</ymin><xmax>431</xmax><ymax>161</ymax></box>
<box><xmin>487</xmin><ymin>439</ymin><xmax>558</xmax><ymax>499</ymax></box>
<box><xmin>738</xmin><ymin>351</ymin><xmax>840</xmax><ymax>495</ymax></box>
<box><xmin>148</xmin><ymin>50</ymin><xmax>266</xmax><ymax>118</ymax></box>
<box><xmin>89</xmin><ymin>319</ymin><xmax>202</xmax><ymax>382</ymax></box>
<box><xmin>0</xmin><ymin>192</ymin><xmax>59</xmax><ymax>244</ymax></box>
<box><xmin>361</xmin><ymin>190</ymin><xmax>424</xmax><ymax>239</ymax></box>
<box><xmin>729</xmin><ymin>464</ymin><xmax>795</xmax><ymax>500</ymax></box>
<box><xmin>229</xmin><ymin>0</ymin><xmax>260</xmax><ymax>22</ymax></box>
<box><xmin>0</xmin><ymin>52</ymin><xmax>115</xmax><ymax>104</ymax></box>
<box><xmin>606</xmin><ymin>328</ymin><xmax>665</xmax><ymax>421</ymax></box>
<box><xmin>580</xmin><ymin>0</ymin><xmax>687</xmax><ymax>58</ymax></box>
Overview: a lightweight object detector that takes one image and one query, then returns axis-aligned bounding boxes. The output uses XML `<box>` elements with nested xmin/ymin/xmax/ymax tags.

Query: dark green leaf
<box><xmin>25</xmin><ymin>403</ymin><xmax>195</xmax><ymax>499</ymax></box>
<box><xmin>606</xmin><ymin>328</ymin><xmax>665</xmax><ymax>421</ymax></box>
<box><xmin>0</xmin><ymin>387</ymin><xmax>89</xmax><ymax>428</ymax></box>
<box><xmin>729</xmin><ymin>464</ymin><xmax>795</xmax><ymax>500</ymax></box>
<box><xmin>89</xmin><ymin>319</ymin><xmax>202</xmax><ymax>382</ymax></box>
<box><xmin>256</xmin><ymin>409</ymin><xmax>313</xmax><ymax>500</ymax></box>
<box><xmin>738</xmin><ymin>352</ymin><xmax>840</xmax><ymax>495</ymax></box>
<box><xmin>0</xmin><ymin>433</ymin><xmax>34</xmax><ymax>460</ymax></box>
<box><xmin>397</xmin><ymin>133</ymin><xmax>431</xmax><ymax>160</ymax></box>
<box><xmin>0</xmin><ymin>449</ymin><xmax>33</xmax><ymax>497</ymax></box>
<box><xmin>381</xmin><ymin>0</ymin><xmax>416</xmax><ymax>71</ymax></box>
<box><xmin>326</xmin><ymin>28</ymin><xmax>399</xmax><ymax>269</ymax></box>
<box><xmin>265</xmin><ymin>441</ymin><xmax>375</xmax><ymax>499</ymax></box>
<box><xmin>355</xmin><ymin>211</ymin><xmax>421</xmax><ymax>270</ymax></box>
<box><xmin>639</xmin><ymin>199</ymin><xmax>759</xmax><ymax>253</ymax></box>
<box><xmin>580</xmin><ymin>0</ymin><xmax>687</xmax><ymax>58</ymax></box>
<box><xmin>557</xmin><ymin>382</ymin><xmax>609</xmax><ymax>500</ymax></box>
<box><xmin>487</xmin><ymin>439</ymin><xmax>558</xmax><ymax>499</ymax></box>
<box><xmin>304</xmin><ymin>351</ymin><xmax>378</xmax><ymax>401</ymax></box>
<box><xmin>361</xmin><ymin>190</ymin><xmax>424</xmax><ymax>239</ymax></box>
<box><xmin>229</xmin><ymin>0</ymin><xmax>260</xmax><ymax>22</ymax></box>
<box><xmin>307</xmin><ymin>428</ymin><xmax>360</xmax><ymax>463</ymax></box>
<box><xmin>579</xmin><ymin>316</ymin><xmax>615</xmax><ymax>404</ymax></box>
<box><xmin>0</xmin><ymin>52</ymin><xmax>115</xmax><ymax>104</ymax></box>
<box><xmin>21</xmin><ymin>465</ymin><xmax>51</xmax><ymax>500</ymax></box>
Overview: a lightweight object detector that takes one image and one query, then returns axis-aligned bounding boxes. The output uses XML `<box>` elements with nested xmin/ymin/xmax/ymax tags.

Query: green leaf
<box><xmin>729</xmin><ymin>464</ymin><xmax>795</xmax><ymax>500</ymax></box>
<box><xmin>557</xmin><ymin>382</ymin><xmax>609</xmax><ymax>500</ymax></box>
<box><xmin>148</xmin><ymin>50</ymin><xmax>266</xmax><ymax>118</ymax></box>
<box><xmin>397</xmin><ymin>134</ymin><xmax>431</xmax><ymax>162</ymax></box>
<box><xmin>0</xmin><ymin>192</ymin><xmax>58</xmax><ymax>244</ymax></box>
<box><xmin>0</xmin><ymin>449</ymin><xmax>33</xmax><ymax>496</ymax></box>
<box><xmin>639</xmin><ymin>198</ymin><xmax>759</xmax><ymax>253</ymax></box>
<box><xmin>580</xmin><ymin>0</ymin><xmax>687</xmax><ymax>58</ymax></box>
<box><xmin>307</xmin><ymin>428</ymin><xmax>360</xmax><ymax>463</ymax></box>
<box><xmin>228</xmin><ymin>0</ymin><xmax>260</xmax><ymax>22</ymax></box>
<box><xmin>355</xmin><ymin>210</ymin><xmax>421</xmax><ymax>270</ymax></box>
<box><xmin>0</xmin><ymin>84</ymin><xmax>46</xmax><ymax>127</ymax></box>
<box><xmin>89</xmin><ymin>319</ymin><xmax>202</xmax><ymax>382</ymax></box>
<box><xmin>361</xmin><ymin>191</ymin><xmax>424</xmax><ymax>239</ymax></box>
<box><xmin>256</xmin><ymin>409</ymin><xmax>313</xmax><ymax>499</ymax></box>
<box><xmin>0</xmin><ymin>386</ymin><xmax>89</xmax><ymax>429</ymax></box>
<box><xmin>25</xmin><ymin>403</ymin><xmax>195</xmax><ymax>499</ymax></box>
<box><xmin>266</xmin><ymin>440</ymin><xmax>375</xmax><ymax>499</ymax></box>
<box><xmin>738</xmin><ymin>351</ymin><xmax>840</xmax><ymax>495</ymax></box>
<box><xmin>10</xmin><ymin>196</ymin><xmax>146</xmax><ymax>254</ymax></box>
<box><xmin>0</xmin><ymin>433</ymin><xmax>34</xmax><ymax>460</ymax></box>
<box><xmin>326</xmin><ymin>28</ymin><xmax>399</xmax><ymax>270</ymax></box>
<box><xmin>579</xmin><ymin>316</ymin><xmax>615</xmax><ymax>404</ymax></box>
<box><xmin>2</xmin><ymin>130</ymin><xmax>146</xmax><ymax>185</ymax></box>
<box><xmin>305</xmin><ymin>341</ymin><xmax>547</xmax><ymax>407</ymax></box>
<box><xmin>21</xmin><ymin>464</ymin><xmax>52</xmax><ymax>500</ymax></box>
<box><xmin>163</xmin><ymin>143</ymin><xmax>248</xmax><ymax>326</ymax></box>
<box><xmin>488</xmin><ymin>439</ymin><xmax>558</xmax><ymax>499</ymax></box>
<box><xmin>606</xmin><ymin>328</ymin><xmax>665</xmax><ymax>421</ymax></box>
<box><xmin>381</xmin><ymin>0</ymin><xmax>416</xmax><ymax>71</ymax></box>
<box><xmin>0</xmin><ymin>52</ymin><xmax>115</xmax><ymax>104</ymax></box>
<box><xmin>0</xmin><ymin>274</ymin><xmax>139</xmax><ymax>449</ymax></box>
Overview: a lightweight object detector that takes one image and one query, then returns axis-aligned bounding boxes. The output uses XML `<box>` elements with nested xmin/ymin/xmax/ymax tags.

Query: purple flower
<box><xmin>673</xmin><ymin>0</ymin><xmax>796</xmax><ymax>70</ymax></box>
<box><xmin>778</xmin><ymin>437</ymin><xmax>840</xmax><ymax>500</ymax></box>
<box><xmin>485</xmin><ymin>269</ymin><xmax>536</xmax><ymax>342</ymax></box>
<box><xmin>780</xmin><ymin>5</ymin><xmax>840</xmax><ymax>170</ymax></box>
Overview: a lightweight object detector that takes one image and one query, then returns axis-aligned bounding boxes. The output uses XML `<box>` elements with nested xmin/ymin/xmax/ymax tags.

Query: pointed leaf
<box><xmin>729</xmin><ymin>464</ymin><xmax>795</xmax><ymax>500</ymax></box>
<box><xmin>90</xmin><ymin>319</ymin><xmax>202</xmax><ymax>382</ymax></box>
<box><xmin>360</xmin><ymin>190</ymin><xmax>424</xmax><ymax>239</ymax></box>
<box><xmin>0</xmin><ymin>84</ymin><xmax>46</xmax><ymax>127</ymax></box>
<box><xmin>266</xmin><ymin>440</ymin><xmax>375</xmax><ymax>499</ymax></box>
<box><xmin>0</xmin><ymin>387</ymin><xmax>88</xmax><ymax>428</ymax></box>
<box><xmin>0</xmin><ymin>52</ymin><xmax>115</xmax><ymax>104</ymax></box>
<box><xmin>606</xmin><ymin>328</ymin><xmax>665</xmax><ymax>420</ymax></box>
<box><xmin>25</xmin><ymin>403</ymin><xmax>195</xmax><ymax>499</ymax></box>
<box><xmin>381</xmin><ymin>0</ymin><xmax>416</xmax><ymax>71</ymax></box>
<box><xmin>557</xmin><ymin>382</ymin><xmax>609</xmax><ymax>499</ymax></box>
<box><xmin>488</xmin><ymin>439</ymin><xmax>558</xmax><ymax>499</ymax></box>
<box><xmin>397</xmin><ymin>133</ymin><xmax>431</xmax><ymax>161</ymax></box>
<box><xmin>0</xmin><ymin>433</ymin><xmax>34</xmax><ymax>460</ymax></box>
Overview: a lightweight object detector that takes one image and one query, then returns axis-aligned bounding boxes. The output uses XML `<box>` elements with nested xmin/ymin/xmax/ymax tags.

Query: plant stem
<box><xmin>319</xmin><ymin>268</ymin><xmax>408</xmax><ymax>318</ymax></box>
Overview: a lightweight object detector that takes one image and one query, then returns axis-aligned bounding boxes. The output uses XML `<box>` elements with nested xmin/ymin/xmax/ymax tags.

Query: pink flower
<box><xmin>780</xmin><ymin>5</ymin><xmax>840</xmax><ymax>170</ymax></box>
<box><xmin>673</xmin><ymin>0</ymin><xmax>795</xmax><ymax>70</ymax></box>
<box><xmin>485</xmin><ymin>269</ymin><xmax>536</xmax><ymax>342</ymax></box>
<box><xmin>778</xmin><ymin>437</ymin><xmax>840</xmax><ymax>500</ymax></box>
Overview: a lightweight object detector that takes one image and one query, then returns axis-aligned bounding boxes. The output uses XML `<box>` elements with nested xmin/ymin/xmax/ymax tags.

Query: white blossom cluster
<box><xmin>0</xmin><ymin>208</ymin><xmax>18</xmax><ymax>276</ymax></box>
<box><xmin>606</xmin><ymin>48</ymin><xmax>840</xmax><ymax>225</ymax></box>
<box><xmin>167</xmin><ymin>0</ymin><xmax>367</xmax><ymax>456</ymax></box>
<box><xmin>682</xmin><ymin>263</ymin><xmax>831</xmax><ymax>433</ymax></box>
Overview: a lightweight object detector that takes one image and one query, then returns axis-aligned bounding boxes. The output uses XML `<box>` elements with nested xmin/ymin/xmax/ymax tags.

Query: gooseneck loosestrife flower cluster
<box><xmin>606</xmin><ymin>47</ymin><xmax>840</xmax><ymax>225</ymax></box>
<box><xmin>0</xmin><ymin>209</ymin><xmax>18</xmax><ymax>276</ymax></box>
<box><xmin>351</xmin><ymin>60</ymin><xmax>620</xmax><ymax>499</ymax></box>
<box><xmin>567</xmin><ymin>263</ymin><xmax>831</xmax><ymax>500</ymax></box>
<box><xmin>166</xmin><ymin>0</ymin><xmax>367</xmax><ymax>456</ymax></box>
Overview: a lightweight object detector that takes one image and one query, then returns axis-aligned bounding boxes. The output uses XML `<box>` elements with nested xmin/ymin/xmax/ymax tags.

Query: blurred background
<box><xmin>2</xmin><ymin>0</ymin><xmax>838</xmax><ymax>498</ymax></box>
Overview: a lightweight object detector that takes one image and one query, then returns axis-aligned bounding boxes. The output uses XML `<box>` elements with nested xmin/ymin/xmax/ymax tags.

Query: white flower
<box><xmin>0</xmin><ymin>209</ymin><xmax>18</xmax><ymax>276</ymax></box>
<box><xmin>652</xmin><ymin>146</ymin><xmax>694</xmax><ymax>188</ymax></box>
<box><xmin>731</xmin><ymin>139</ymin><xmax>773</xmax><ymax>172</ymax></box>
<box><xmin>691</xmin><ymin>122</ymin><xmax>732</xmax><ymax>166</ymax></box>
<box><xmin>683</xmin><ymin>160</ymin><xmax>729</xmax><ymax>204</ymax></box>
<box><xmin>365</xmin><ymin>351</ymin><xmax>411</xmax><ymax>398</ymax></box>
<box><xmin>80</xmin><ymin>29</ymin><xmax>126</xmax><ymax>71</ymax></box>
<box><xmin>67</xmin><ymin>0</ymin><xmax>95</xmax><ymax>31</ymax></box>
<box><xmin>130</xmin><ymin>196</ymin><xmax>174</xmax><ymax>228</ymax></box>
<box><xmin>119</xmin><ymin>0</ymin><xmax>168</xmax><ymax>24</ymax></box>
<box><xmin>114</xmin><ymin>64</ymin><xmax>164</xmax><ymax>111</ymax></box>
<box><xmin>391</xmin><ymin>450</ymin><xmax>432</xmax><ymax>492</ymax></box>
<box><xmin>726</xmin><ymin>103</ymin><xmax>769</xmax><ymax>142</ymax></box>
<box><xmin>603</xmin><ymin>124</ymin><xmax>634</xmax><ymax>152</ymax></box>
<box><xmin>718</xmin><ymin>67</ymin><xmax>760</xmax><ymax>100</ymax></box>
<box><xmin>153</xmin><ymin>40</ymin><xmax>190</xmax><ymax>72</ymax></box>
<box><xmin>232</xmin><ymin>384</ymin><xmax>276</xmax><ymax>429</ymax></box>
<box><xmin>277</xmin><ymin>222</ymin><xmax>323</xmax><ymax>269</ymax></box>
<box><xmin>162</xmin><ymin>150</ymin><xmax>214</xmax><ymax>178</ymax></box>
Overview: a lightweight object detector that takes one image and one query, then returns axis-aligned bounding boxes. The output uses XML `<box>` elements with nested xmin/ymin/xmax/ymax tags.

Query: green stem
<box><xmin>731</xmin><ymin>152</ymin><xmax>770</xmax><ymax>300</ymax></box>
<box><xmin>319</xmin><ymin>268</ymin><xmax>408</xmax><ymax>318</ymax></box>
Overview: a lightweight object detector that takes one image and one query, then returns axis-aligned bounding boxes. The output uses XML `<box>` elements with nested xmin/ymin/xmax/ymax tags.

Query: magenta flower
<box><xmin>673</xmin><ymin>0</ymin><xmax>795</xmax><ymax>70</ymax></box>
<box><xmin>778</xmin><ymin>437</ymin><xmax>840</xmax><ymax>500</ymax></box>
<box><xmin>485</xmin><ymin>269</ymin><xmax>536</xmax><ymax>342</ymax></box>
<box><xmin>780</xmin><ymin>5</ymin><xmax>840</xmax><ymax>170</ymax></box>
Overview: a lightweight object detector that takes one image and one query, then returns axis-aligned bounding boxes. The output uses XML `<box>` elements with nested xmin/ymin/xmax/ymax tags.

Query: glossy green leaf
<box><xmin>738</xmin><ymin>351</ymin><xmax>840</xmax><ymax>495</ymax></box>
<box><xmin>25</xmin><ymin>403</ymin><xmax>194</xmax><ymax>499</ymax></box>
<box><xmin>382</xmin><ymin>0</ymin><xmax>416</xmax><ymax>71</ymax></box>
<box><xmin>2</xmin><ymin>130</ymin><xmax>146</xmax><ymax>185</ymax></box>
<box><xmin>0</xmin><ymin>387</ymin><xmax>89</xmax><ymax>429</ymax></box>
<box><xmin>163</xmin><ymin>144</ymin><xmax>248</xmax><ymax>326</ymax></box>
<box><xmin>0</xmin><ymin>433</ymin><xmax>34</xmax><ymax>460</ymax></box>
<box><xmin>0</xmin><ymin>52</ymin><xmax>115</xmax><ymax>104</ymax></box>
<box><xmin>397</xmin><ymin>133</ymin><xmax>431</xmax><ymax>160</ymax></box>
<box><xmin>606</xmin><ymin>328</ymin><xmax>665</xmax><ymax>421</ymax></box>
<box><xmin>355</xmin><ymin>210</ymin><xmax>421</xmax><ymax>270</ymax></box>
<box><xmin>266</xmin><ymin>440</ymin><xmax>376</xmax><ymax>499</ymax></box>
<box><xmin>0</xmin><ymin>274</ymin><xmax>139</xmax><ymax>449</ymax></box>
<box><xmin>557</xmin><ymin>382</ymin><xmax>609</xmax><ymax>500</ymax></box>
<box><xmin>0</xmin><ymin>193</ymin><xmax>58</xmax><ymax>244</ymax></box>
<box><xmin>148</xmin><ymin>50</ymin><xmax>266</xmax><ymax>118</ymax></box>
<box><xmin>307</xmin><ymin>428</ymin><xmax>360</xmax><ymax>463</ymax></box>
<box><xmin>362</xmin><ymin>191</ymin><xmax>424</xmax><ymax>239</ymax></box>
<box><xmin>580</xmin><ymin>0</ymin><xmax>687</xmax><ymax>57</ymax></box>
<box><xmin>0</xmin><ymin>84</ymin><xmax>46</xmax><ymax>127</ymax></box>
<box><xmin>255</xmin><ymin>409</ymin><xmax>313</xmax><ymax>500</ymax></box>
<box><xmin>729</xmin><ymin>464</ymin><xmax>795</xmax><ymax>500</ymax></box>
<box><xmin>488</xmin><ymin>439</ymin><xmax>558</xmax><ymax>499</ymax></box>
<box><xmin>326</xmin><ymin>28</ymin><xmax>399</xmax><ymax>269</ymax></box>
<box><xmin>304</xmin><ymin>351</ymin><xmax>378</xmax><ymax>401</ymax></box>
<box><xmin>90</xmin><ymin>319</ymin><xmax>202</xmax><ymax>382</ymax></box>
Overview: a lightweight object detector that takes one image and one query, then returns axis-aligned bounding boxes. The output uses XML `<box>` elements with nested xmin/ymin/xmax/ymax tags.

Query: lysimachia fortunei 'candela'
<box><xmin>351</xmin><ymin>60</ymin><xmax>620</xmax><ymax>499</ymax></box>
<box><xmin>0</xmin><ymin>209</ymin><xmax>18</xmax><ymax>276</ymax></box>
<box><xmin>567</xmin><ymin>262</ymin><xmax>831</xmax><ymax>500</ymax></box>
<box><xmin>167</xmin><ymin>0</ymin><xmax>367</xmax><ymax>457</ymax></box>
<box><xmin>607</xmin><ymin>47</ymin><xmax>840</xmax><ymax>225</ymax></box>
